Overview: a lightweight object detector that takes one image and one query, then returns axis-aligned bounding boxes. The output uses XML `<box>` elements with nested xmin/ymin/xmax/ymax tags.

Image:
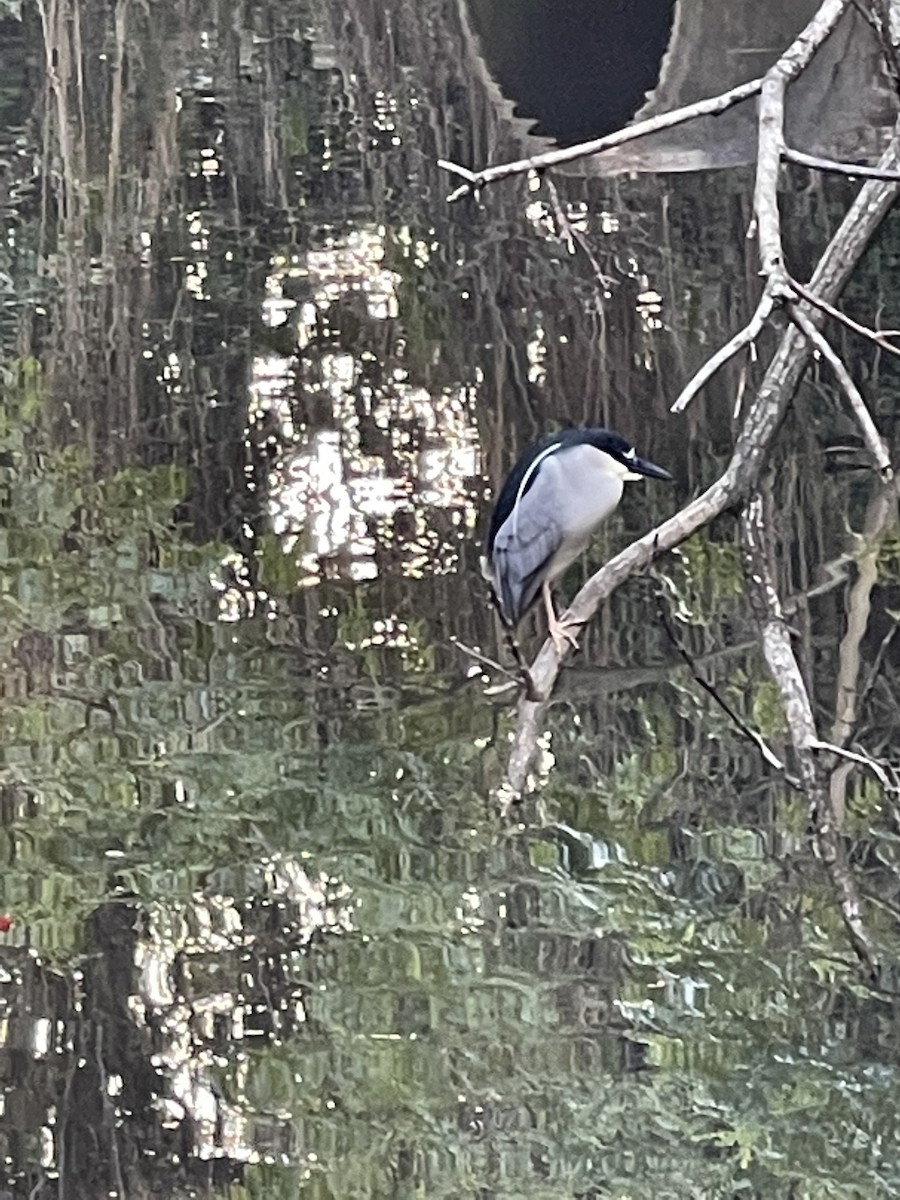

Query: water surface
<box><xmin>1</xmin><ymin>1</ymin><xmax>900</xmax><ymax>1197</ymax></box>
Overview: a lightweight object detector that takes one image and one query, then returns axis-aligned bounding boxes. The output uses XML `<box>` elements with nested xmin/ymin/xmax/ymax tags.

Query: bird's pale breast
<box><xmin>550</xmin><ymin>444</ymin><xmax>624</xmax><ymax>527</ymax></box>
<box><xmin>537</xmin><ymin>445</ymin><xmax>625</xmax><ymax>580</ymax></box>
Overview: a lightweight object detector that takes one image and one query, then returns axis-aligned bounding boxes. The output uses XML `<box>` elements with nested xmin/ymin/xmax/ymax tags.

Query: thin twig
<box><xmin>789</xmin><ymin>305</ymin><xmax>893</xmax><ymax>477</ymax></box>
<box><xmin>451</xmin><ymin>637</ymin><xmax>514</xmax><ymax>679</ymax></box>
<box><xmin>788</xmin><ymin>276</ymin><xmax>900</xmax><ymax>361</ymax></box>
<box><xmin>452</xmin><ymin>636</ymin><xmax>534</xmax><ymax>699</ymax></box>
<box><xmin>810</xmin><ymin>738</ymin><xmax>899</xmax><ymax>795</ymax></box>
<box><xmin>855</xmin><ymin>624</ymin><xmax>898</xmax><ymax>727</ymax></box>
<box><xmin>670</xmin><ymin>295</ymin><xmax>772</xmax><ymax>413</ymax></box>
<box><xmin>542</xmin><ymin>177</ymin><xmax>577</xmax><ymax>255</ymax></box>
<box><xmin>453</xmin><ymin>638</ymin><xmax>534</xmax><ymax>698</ymax></box>
<box><xmin>783</xmin><ymin>145</ymin><xmax>900</xmax><ymax>181</ymax></box>
<box><xmin>437</xmin><ymin>77</ymin><xmax>764</xmax><ymax>199</ymax></box>
<box><xmin>544</xmin><ymin>177</ymin><xmax>614</xmax><ymax>289</ymax></box>
<box><xmin>655</xmin><ymin>585</ymin><xmax>801</xmax><ymax>787</ymax></box>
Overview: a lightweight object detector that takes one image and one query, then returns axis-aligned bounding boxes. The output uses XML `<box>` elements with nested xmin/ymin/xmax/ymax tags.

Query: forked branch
<box><xmin>437</xmin><ymin>77</ymin><xmax>764</xmax><ymax>201</ymax></box>
<box><xmin>788</xmin><ymin>306</ymin><xmax>892</xmax><ymax>476</ymax></box>
<box><xmin>787</xmin><ymin>277</ymin><xmax>900</xmax><ymax>362</ymax></box>
<box><xmin>742</xmin><ymin>490</ymin><xmax>879</xmax><ymax>977</ymax></box>
<box><xmin>502</xmin><ymin>126</ymin><xmax>900</xmax><ymax>797</ymax></box>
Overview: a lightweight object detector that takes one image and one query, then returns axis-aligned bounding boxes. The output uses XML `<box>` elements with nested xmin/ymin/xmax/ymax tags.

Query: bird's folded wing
<box><xmin>493</xmin><ymin>504</ymin><xmax>562</xmax><ymax>622</ymax></box>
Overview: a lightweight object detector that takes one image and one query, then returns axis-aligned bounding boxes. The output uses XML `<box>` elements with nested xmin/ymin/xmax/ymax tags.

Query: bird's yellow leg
<box><xmin>542</xmin><ymin>582</ymin><xmax>581</xmax><ymax>654</ymax></box>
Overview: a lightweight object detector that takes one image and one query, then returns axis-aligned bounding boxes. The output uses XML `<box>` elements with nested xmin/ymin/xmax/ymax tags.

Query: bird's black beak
<box><xmin>630</xmin><ymin>455</ymin><xmax>672</xmax><ymax>481</ymax></box>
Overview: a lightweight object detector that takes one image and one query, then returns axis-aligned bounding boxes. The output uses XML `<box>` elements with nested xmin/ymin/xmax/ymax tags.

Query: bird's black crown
<box><xmin>579</xmin><ymin>427</ymin><xmax>636</xmax><ymax>465</ymax></box>
<box><xmin>487</xmin><ymin>426</ymin><xmax>638</xmax><ymax>553</ymax></box>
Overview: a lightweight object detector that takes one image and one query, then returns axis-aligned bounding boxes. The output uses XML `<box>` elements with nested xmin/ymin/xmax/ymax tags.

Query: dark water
<box><xmin>1</xmin><ymin>1</ymin><xmax>900</xmax><ymax>1197</ymax></box>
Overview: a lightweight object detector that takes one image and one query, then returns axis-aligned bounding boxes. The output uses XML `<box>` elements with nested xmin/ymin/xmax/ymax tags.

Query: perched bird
<box><xmin>482</xmin><ymin>427</ymin><xmax>672</xmax><ymax>652</ymax></box>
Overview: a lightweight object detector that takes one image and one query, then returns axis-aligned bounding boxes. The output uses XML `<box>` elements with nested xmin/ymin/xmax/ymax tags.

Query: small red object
<box><xmin>0</xmin><ymin>915</ymin><xmax>13</xmax><ymax>933</ymax></box>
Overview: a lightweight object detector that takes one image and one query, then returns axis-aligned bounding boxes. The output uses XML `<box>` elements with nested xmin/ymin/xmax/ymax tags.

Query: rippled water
<box><xmin>1</xmin><ymin>1</ymin><xmax>900</xmax><ymax>1197</ymax></box>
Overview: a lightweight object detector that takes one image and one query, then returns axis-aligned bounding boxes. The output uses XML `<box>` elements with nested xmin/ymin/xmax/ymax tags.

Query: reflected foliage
<box><xmin>1</xmin><ymin>0</ymin><xmax>900</xmax><ymax>1198</ymax></box>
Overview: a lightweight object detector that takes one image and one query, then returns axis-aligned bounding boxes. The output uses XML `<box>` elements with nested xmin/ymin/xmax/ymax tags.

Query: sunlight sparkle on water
<box><xmin>214</xmin><ymin>223</ymin><xmax>481</xmax><ymax>610</ymax></box>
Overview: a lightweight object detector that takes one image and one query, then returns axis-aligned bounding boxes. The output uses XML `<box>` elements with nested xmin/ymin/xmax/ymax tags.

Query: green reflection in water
<box><xmin>1</xmin><ymin>0</ymin><xmax>900</xmax><ymax>1196</ymax></box>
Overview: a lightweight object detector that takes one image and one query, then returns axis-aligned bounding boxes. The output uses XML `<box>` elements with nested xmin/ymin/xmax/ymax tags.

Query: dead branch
<box><xmin>742</xmin><ymin>489</ymin><xmax>879</xmax><ymax>977</ymax></box>
<box><xmin>504</xmin><ymin>126</ymin><xmax>900</xmax><ymax>796</ymax></box>
<box><xmin>826</xmin><ymin>478</ymin><xmax>900</xmax><ymax>823</ymax></box>
<box><xmin>451</xmin><ymin>637</ymin><xmax>516</xmax><ymax>680</ymax></box>
<box><xmin>670</xmin><ymin>295</ymin><xmax>772</xmax><ymax>414</ymax></box>
<box><xmin>753</xmin><ymin>0</ymin><xmax>850</xmax><ymax>288</ymax></box>
<box><xmin>812</xmin><ymin>739</ymin><xmax>899</xmax><ymax>797</ymax></box>
<box><xmin>787</xmin><ymin>277</ymin><xmax>900</xmax><ymax>362</ymax></box>
<box><xmin>783</xmin><ymin>145</ymin><xmax>900</xmax><ymax>181</ymax></box>
<box><xmin>672</xmin><ymin>0</ymin><xmax>854</xmax><ymax>417</ymax></box>
<box><xmin>656</xmin><ymin>583</ymin><xmax>801</xmax><ymax>785</ymax></box>
<box><xmin>787</xmin><ymin>305</ymin><xmax>892</xmax><ymax>476</ymax></box>
<box><xmin>437</xmin><ymin>77</ymin><xmax>764</xmax><ymax>200</ymax></box>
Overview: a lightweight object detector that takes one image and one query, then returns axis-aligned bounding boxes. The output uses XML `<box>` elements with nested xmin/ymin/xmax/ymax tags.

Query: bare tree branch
<box><xmin>742</xmin><ymin>490</ymin><xmax>879</xmax><ymax>977</ymax></box>
<box><xmin>753</xmin><ymin>0</ymin><xmax>851</xmax><ymax>287</ymax></box>
<box><xmin>787</xmin><ymin>276</ymin><xmax>900</xmax><ymax>361</ymax></box>
<box><xmin>671</xmin><ymin>0</ymin><xmax>853</xmax><ymax>415</ymax></box>
<box><xmin>504</xmin><ymin>122</ymin><xmax>900</xmax><ymax>796</ymax></box>
<box><xmin>437</xmin><ymin>77</ymin><xmax>764</xmax><ymax>200</ymax></box>
<box><xmin>656</xmin><ymin>581</ymin><xmax>801</xmax><ymax>785</ymax></box>
<box><xmin>451</xmin><ymin>637</ymin><xmax>517</xmax><ymax>680</ymax></box>
<box><xmin>788</xmin><ymin>305</ymin><xmax>893</xmax><ymax>476</ymax></box>
<box><xmin>783</xmin><ymin>145</ymin><xmax>900</xmax><ymax>181</ymax></box>
<box><xmin>811</xmin><ymin>739</ymin><xmax>899</xmax><ymax>796</ymax></box>
<box><xmin>670</xmin><ymin>295</ymin><xmax>772</xmax><ymax>414</ymax></box>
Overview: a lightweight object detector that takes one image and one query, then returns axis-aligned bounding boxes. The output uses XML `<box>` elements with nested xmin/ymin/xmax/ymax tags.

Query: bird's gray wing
<box><xmin>491</xmin><ymin>491</ymin><xmax>564</xmax><ymax>624</ymax></box>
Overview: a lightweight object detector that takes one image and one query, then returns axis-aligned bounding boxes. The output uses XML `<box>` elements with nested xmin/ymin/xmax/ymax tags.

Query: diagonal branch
<box><xmin>811</xmin><ymin>739</ymin><xmax>899</xmax><ymax>796</ymax></box>
<box><xmin>670</xmin><ymin>295</ymin><xmax>772</xmax><ymax>414</ymax></box>
<box><xmin>656</xmin><ymin>583</ymin><xmax>801</xmax><ymax>785</ymax></box>
<box><xmin>741</xmin><ymin>489</ymin><xmax>879</xmax><ymax>977</ymax></box>
<box><xmin>783</xmin><ymin>145</ymin><xmax>900</xmax><ymax>181</ymax></box>
<box><xmin>787</xmin><ymin>276</ymin><xmax>900</xmax><ymax>361</ymax></box>
<box><xmin>504</xmin><ymin>123</ymin><xmax>900</xmax><ymax>796</ymax></box>
<box><xmin>437</xmin><ymin>77</ymin><xmax>764</xmax><ymax>200</ymax></box>
<box><xmin>788</xmin><ymin>305</ymin><xmax>893</xmax><ymax>476</ymax></box>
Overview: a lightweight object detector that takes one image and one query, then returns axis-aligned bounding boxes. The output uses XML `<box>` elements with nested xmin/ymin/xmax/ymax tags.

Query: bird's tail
<box><xmin>487</xmin><ymin>587</ymin><xmax>539</xmax><ymax>701</ymax></box>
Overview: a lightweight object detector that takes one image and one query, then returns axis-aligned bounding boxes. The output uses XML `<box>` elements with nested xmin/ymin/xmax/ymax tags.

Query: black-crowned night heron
<box><xmin>482</xmin><ymin>426</ymin><xmax>672</xmax><ymax>652</ymax></box>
